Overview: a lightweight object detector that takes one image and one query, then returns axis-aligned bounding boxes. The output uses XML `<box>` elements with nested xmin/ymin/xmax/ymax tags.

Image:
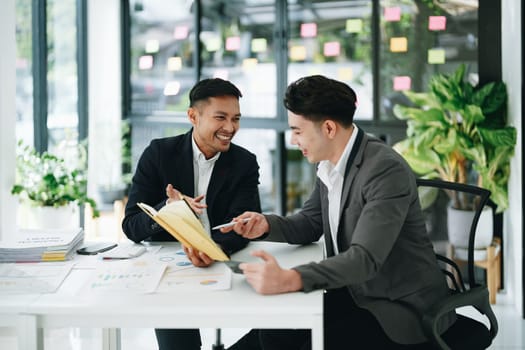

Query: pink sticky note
<box><xmin>138</xmin><ymin>55</ymin><xmax>153</xmax><ymax>70</ymax></box>
<box><xmin>174</xmin><ymin>26</ymin><xmax>189</xmax><ymax>40</ymax></box>
<box><xmin>384</xmin><ymin>7</ymin><xmax>401</xmax><ymax>22</ymax></box>
<box><xmin>301</xmin><ymin>23</ymin><xmax>317</xmax><ymax>38</ymax></box>
<box><xmin>428</xmin><ymin>16</ymin><xmax>447</xmax><ymax>31</ymax></box>
<box><xmin>226</xmin><ymin>36</ymin><xmax>241</xmax><ymax>51</ymax></box>
<box><xmin>324</xmin><ymin>41</ymin><xmax>340</xmax><ymax>57</ymax></box>
<box><xmin>393</xmin><ymin>76</ymin><xmax>411</xmax><ymax>91</ymax></box>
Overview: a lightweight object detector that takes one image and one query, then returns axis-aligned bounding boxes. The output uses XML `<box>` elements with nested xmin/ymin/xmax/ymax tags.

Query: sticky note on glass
<box><xmin>139</xmin><ymin>55</ymin><xmax>153</xmax><ymax>70</ymax></box>
<box><xmin>428</xmin><ymin>16</ymin><xmax>447</xmax><ymax>31</ymax></box>
<box><xmin>428</xmin><ymin>49</ymin><xmax>446</xmax><ymax>64</ymax></box>
<box><xmin>251</xmin><ymin>38</ymin><xmax>267</xmax><ymax>53</ymax></box>
<box><xmin>167</xmin><ymin>57</ymin><xmax>182</xmax><ymax>71</ymax></box>
<box><xmin>242</xmin><ymin>58</ymin><xmax>258</xmax><ymax>71</ymax></box>
<box><xmin>390</xmin><ymin>37</ymin><xmax>408</xmax><ymax>52</ymax></box>
<box><xmin>145</xmin><ymin>39</ymin><xmax>159</xmax><ymax>53</ymax></box>
<box><xmin>290</xmin><ymin>45</ymin><xmax>307</xmax><ymax>61</ymax></box>
<box><xmin>346</xmin><ymin>19</ymin><xmax>363</xmax><ymax>33</ymax></box>
<box><xmin>324</xmin><ymin>41</ymin><xmax>340</xmax><ymax>57</ymax></box>
<box><xmin>174</xmin><ymin>25</ymin><xmax>189</xmax><ymax>40</ymax></box>
<box><xmin>338</xmin><ymin>67</ymin><xmax>353</xmax><ymax>81</ymax></box>
<box><xmin>163</xmin><ymin>81</ymin><xmax>180</xmax><ymax>96</ymax></box>
<box><xmin>301</xmin><ymin>23</ymin><xmax>317</xmax><ymax>38</ymax></box>
<box><xmin>393</xmin><ymin>76</ymin><xmax>411</xmax><ymax>91</ymax></box>
<box><xmin>204</xmin><ymin>37</ymin><xmax>221</xmax><ymax>52</ymax></box>
<box><xmin>384</xmin><ymin>7</ymin><xmax>401</xmax><ymax>22</ymax></box>
<box><xmin>226</xmin><ymin>36</ymin><xmax>241</xmax><ymax>51</ymax></box>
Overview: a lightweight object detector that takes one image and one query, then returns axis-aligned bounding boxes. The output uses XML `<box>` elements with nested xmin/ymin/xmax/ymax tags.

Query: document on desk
<box><xmin>81</xmin><ymin>259</ymin><xmax>167</xmax><ymax>294</ymax></box>
<box><xmin>0</xmin><ymin>262</ymin><xmax>74</xmax><ymax>294</ymax></box>
<box><xmin>151</xmin><ymin>245</ymin><xmax>232</xmax><ymax>292</ymax></box>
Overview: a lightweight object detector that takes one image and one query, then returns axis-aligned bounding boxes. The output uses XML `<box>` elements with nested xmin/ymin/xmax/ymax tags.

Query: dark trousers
<box><xmin>258</xmin><ymin>288</ymin><xmax>433</xmax><ymax>350</ymax></box>
<box><xmin>155</xmin><ymin>328</ymin><xmax>262</xmax><ymax>350</ymax></box>
<box><xmin>155</xmin><ymin>329</ymin><xmax>201</xmax><ymax>350</ymax></box>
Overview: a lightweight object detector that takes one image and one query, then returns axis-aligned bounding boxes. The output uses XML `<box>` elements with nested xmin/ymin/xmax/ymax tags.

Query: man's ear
<box><xmin>188</xmin><ymin>107</ymin><xmax>198</xmax><ymax>125</ymax></box>
<box><xmin>323</xmin><ymin>119</ymin><xmax>337</xmax><ymax>139</ymax></box>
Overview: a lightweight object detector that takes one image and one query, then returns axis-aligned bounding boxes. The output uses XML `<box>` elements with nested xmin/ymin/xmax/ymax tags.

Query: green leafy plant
<box><xmin>11</xmin><ymin>140</ymin><xmax>100</xmax><ymax>218</ymax></box>
<box><xmin>393</xmin><ymin>64</ymin><xmax>516</xmax><ymax>213</ymax></box>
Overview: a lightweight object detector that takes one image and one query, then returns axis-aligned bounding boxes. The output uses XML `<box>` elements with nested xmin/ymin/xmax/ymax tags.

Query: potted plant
<box><xmin>11</xmin><ymin>140</ymin><xmax>99</xmax><ymax>229</ymax></box>
<box><xmin>392</xmin><ymin>64</ymin><xmax>516</xmax><ymax>247</ymax></box>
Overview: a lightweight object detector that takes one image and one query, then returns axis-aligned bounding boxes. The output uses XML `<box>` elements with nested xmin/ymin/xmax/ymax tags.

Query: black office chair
<box><xmin>416</xmin><ymin>178</ymin><xmax>498</xmax><ymax>350</ymax></box>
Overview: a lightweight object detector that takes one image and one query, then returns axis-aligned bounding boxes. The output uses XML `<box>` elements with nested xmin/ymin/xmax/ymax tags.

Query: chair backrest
<box><xmin>416</xmin><ymin>179</ymin><xmax>499</xmax><ymax>349</ymax></box>
<box><xmin>416</xmin><ymin>178</ymin><xmax>492</xmax><ymax>288</ymax></box>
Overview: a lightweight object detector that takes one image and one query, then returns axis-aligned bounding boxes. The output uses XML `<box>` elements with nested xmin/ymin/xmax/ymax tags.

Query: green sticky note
<box><xmin>346</xmin><ymin>19</ymin><xmax>363</xmax><ymax>33</ymax></box>
<box><xmin>251</xmin><ymin>38</ymin><xmax>267</xmax><ymax>53</ymax></box>
<box><xmin>428</xmin><ymin>49</ymin><xmax>446</xmax><ymax>64</ymax></box>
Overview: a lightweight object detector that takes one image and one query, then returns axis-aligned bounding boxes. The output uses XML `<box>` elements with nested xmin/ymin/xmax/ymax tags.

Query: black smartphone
<box><xmin>76</xmin><ymin>242</ymin><xmax>118</xmax><ymax>255</ymax></box>
<box><xmin>224</xmin><ymin>260</ymin><xmax>244</xmax><ymax>274</ymax></box>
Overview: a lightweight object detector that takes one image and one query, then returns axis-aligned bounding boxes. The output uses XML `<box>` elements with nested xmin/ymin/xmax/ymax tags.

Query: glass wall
<box><xmin>46</xmin><ymin>0</ymin><xmax>79</xmax><ymax>154</ymax></box>
<box><xmin>126</xmin><ymin>0</ymin><xmax>481</xmax><ymax>214</ymax></box>
<box><xmin>201</xmin><ymin>0</ymin><xmax>277</xmax><ymax>118</ymax></box>
<box><xmin>288</xmin><ymin>1</ymin><xmax>373</xmax><ymax>120</ymax></box>
<box><xmin>129</xmin><ymin>0</ymin><xmax>195</xmax><ymax>115</ymax></box>
<box><xmin>15</xmin><ymin>0</ymin><xmax>33</xmax><ymax>145</ymax></box>
<box><xmin>379</xmin><ymin>0</ymin><xmax>478</xmax><ymax>121</ymax></box>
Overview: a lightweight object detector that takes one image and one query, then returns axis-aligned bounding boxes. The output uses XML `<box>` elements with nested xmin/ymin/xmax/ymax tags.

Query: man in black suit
<box><xmin>123</xmin><ymin>78</ymin><xmax>262</xmax><ymax>350</ymax></box>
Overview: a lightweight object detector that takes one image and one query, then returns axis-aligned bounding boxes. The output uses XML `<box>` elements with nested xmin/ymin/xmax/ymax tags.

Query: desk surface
<box><xmin>17</xmin><ymin>241</ymin><xmax>324</xmax><ymax>344</ymax></box>
<box><xmin>29</xmin><ymin>241</ymin><xmax>323</xmax><ymax>326</ymax></box>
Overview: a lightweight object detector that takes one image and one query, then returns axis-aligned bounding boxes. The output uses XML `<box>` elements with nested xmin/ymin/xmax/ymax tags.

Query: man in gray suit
<box><xmin>223</xmin><ymin>75</ymin><xmax>456</xmax><ymax>349</ymax></box>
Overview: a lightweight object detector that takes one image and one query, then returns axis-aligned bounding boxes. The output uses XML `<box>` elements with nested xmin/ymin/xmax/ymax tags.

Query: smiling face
<box><xmin>288</xmin><ymin>111</ymin><xmax>327</xmax><ymax>164</ymax></box>
<box><xmin>188</xmin><ymin>95</ymin><xmax>241</xmax><ymax>159</ymax></box>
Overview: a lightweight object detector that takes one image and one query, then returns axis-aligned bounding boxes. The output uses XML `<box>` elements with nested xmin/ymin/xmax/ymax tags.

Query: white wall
<box><xmin>502</xmin><ymin>0</ymin><xmax>523</xmax><ymax>314</ymax></box>
<box><xmin>0</xmin><ymin>0</ymin><xmax>17</xmax><ymax>241</ymax></box>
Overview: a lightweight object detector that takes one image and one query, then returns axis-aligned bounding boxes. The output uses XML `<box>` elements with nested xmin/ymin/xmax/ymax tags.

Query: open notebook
<box><xmin>137</xmin><ymin>200</ymin><xmax>230</xmax><ymax>261</ymax></box>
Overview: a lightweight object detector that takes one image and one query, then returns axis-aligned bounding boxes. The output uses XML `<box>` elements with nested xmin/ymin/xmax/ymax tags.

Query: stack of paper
<box><xmin>0</xmin><ymin>227</ymin><xmax>84</xmax><ymax>262</ymax></box>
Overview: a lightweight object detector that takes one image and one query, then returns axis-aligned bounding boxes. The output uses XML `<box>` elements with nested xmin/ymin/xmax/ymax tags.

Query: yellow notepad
<box><xmin>137</xmin><ymin>200</ymin><xmax>229</xmax><ymax>261</ymax></box>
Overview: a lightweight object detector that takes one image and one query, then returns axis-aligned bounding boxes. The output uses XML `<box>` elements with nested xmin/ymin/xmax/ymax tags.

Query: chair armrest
<box><xmin>421</xmin><ymin>286</ymin><xmax>498</xmax><ymax>350</ymax></box>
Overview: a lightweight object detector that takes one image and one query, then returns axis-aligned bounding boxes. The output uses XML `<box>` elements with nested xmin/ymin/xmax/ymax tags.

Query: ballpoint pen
<box><xmin>212</xmin><ymin>218</ymin><xmax>251</xmax><ymax>230</ymax></box>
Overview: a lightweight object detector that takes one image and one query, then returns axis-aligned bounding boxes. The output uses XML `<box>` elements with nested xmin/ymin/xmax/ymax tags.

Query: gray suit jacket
<box><xmin>265</xmin><ymin>129</ymin><xmax>455</xmax><ymax>344</ymax></box>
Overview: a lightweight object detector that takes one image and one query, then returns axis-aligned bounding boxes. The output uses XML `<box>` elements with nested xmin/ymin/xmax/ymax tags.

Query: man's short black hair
<box><xmin>284</xmin><ymin>75</ymin><xmax>357</xmax><ymax>128</ymax></box>
<box><xmin>189</xmin><ymin>78</ymin><xmax>243</xmax><ymax>107</ymax></box>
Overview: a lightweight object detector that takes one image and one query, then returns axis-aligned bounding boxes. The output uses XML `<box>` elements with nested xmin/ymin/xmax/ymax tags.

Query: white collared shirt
<box><xmin>317</xmin><ymin>124</ymin><xmax>358</xmax><ymax>255</ymax></box>
<box><xmin>191</xmin><ymin>137</ymin><xmax>220</xmax><ymax>235</ymax></box>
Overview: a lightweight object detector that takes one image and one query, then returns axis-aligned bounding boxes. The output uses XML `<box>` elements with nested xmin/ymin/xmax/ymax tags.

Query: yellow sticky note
<box><xmin>390</xmin><ymin>37</ymin><xmax>408</xmax><ymax>53</ymax></box>
<box><xmin>167</xmin><ymin>57</ymin><xmax>182</xmax><ymax>71</ymax></box>
<box><xmin>428</xmin><ymin>49</ymin><xmax>446</xmax><ymax>64</ymax></box>
<box><xmin>346</xmin><ymin>19</ymin><xmax>363</xmax><ymax>33</ymax></box>
<box><xmin>242</xmin><ymin>58</ymin><xmax>258</xmax><ymax>72</ymax></box>
<box><xmin>290</xmin><ymin>45</ymin><xmax>307</xmax><ymax>61</ymax></box>
<box><xmin>338</xmin><ymin>67</ymin><xmax>353</xmax><ymax>81</ymax></box>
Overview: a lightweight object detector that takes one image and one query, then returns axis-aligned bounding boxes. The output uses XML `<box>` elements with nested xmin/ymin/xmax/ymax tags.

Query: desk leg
<box><xmin>311</xmin><ymin>314</ymin><xmax>324</xmax><ymax>350</ymax></box>
<box><xmin>17</xmin><ymin>315</ymin><xmax>43</xmax><ymax>350</ymax></box>
<box><xmin>102</xmin><ymin>328</ymin><xmax>121</xmax><ymax>350</ymax></box>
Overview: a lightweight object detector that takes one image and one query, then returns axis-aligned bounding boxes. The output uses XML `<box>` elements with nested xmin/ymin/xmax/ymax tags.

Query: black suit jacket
<box><xmin>122</xmin><ymin>130</ymin><xmax>261</xmax><ymax>256</ymax></box>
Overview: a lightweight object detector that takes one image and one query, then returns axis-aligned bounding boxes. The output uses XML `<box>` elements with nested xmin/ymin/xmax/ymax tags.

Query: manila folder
<box><xmin>137</xmin><ymin>201</ymin><xmax>229</xmax><ymax>261</ymax></box>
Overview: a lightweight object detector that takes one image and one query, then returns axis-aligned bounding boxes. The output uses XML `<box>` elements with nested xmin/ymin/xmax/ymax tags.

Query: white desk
<box><xmin>16</xmin><ymin>241</ymin><xmax>324</xmax><ymax>350</ymax></box>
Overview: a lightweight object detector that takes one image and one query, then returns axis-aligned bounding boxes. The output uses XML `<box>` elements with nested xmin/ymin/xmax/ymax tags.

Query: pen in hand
<box><xmin>212</xmin><ymin>218</ymin><xmax>251</xmax><ymax>230</ymax></box>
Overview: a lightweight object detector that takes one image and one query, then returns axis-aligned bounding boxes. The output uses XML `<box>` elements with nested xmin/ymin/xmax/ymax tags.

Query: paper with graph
<box><xmin>82</xmin><ymin>259</ymin><xmax>167</xmax><ymax>294</ymax></box>
<box><xmin>152</xmin><ymin>245</ymin><xmax>231</xmax><ymax>292</ymax></box>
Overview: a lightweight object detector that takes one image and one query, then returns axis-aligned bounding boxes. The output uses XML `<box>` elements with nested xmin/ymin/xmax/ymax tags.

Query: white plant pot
<box><xmin>447</xmin><ymin>206</ymin><xmax>493</xmax><ymax>249</ymax></box>
<box><xmin>20</xmin><ymin>203</ymin><xmax>79</xmax><ymax>230</ymax></box>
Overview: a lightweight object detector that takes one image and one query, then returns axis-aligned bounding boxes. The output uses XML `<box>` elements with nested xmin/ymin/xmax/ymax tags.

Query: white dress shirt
<box><xmin>191</xmin><ymin>137</ymin><xmax>220</xmax><ymax>235</ymax></box>
<box><xmin>317</xmin><ymin>124</ymin><xmax>358</xmax><ymax>254</ymax></box>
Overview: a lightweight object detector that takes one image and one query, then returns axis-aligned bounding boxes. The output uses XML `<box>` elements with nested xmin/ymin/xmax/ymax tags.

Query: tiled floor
<box><xmin>0</xmin><ymin>292</ymin><xmax>524</xmax><ymax>349</ymax></box>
